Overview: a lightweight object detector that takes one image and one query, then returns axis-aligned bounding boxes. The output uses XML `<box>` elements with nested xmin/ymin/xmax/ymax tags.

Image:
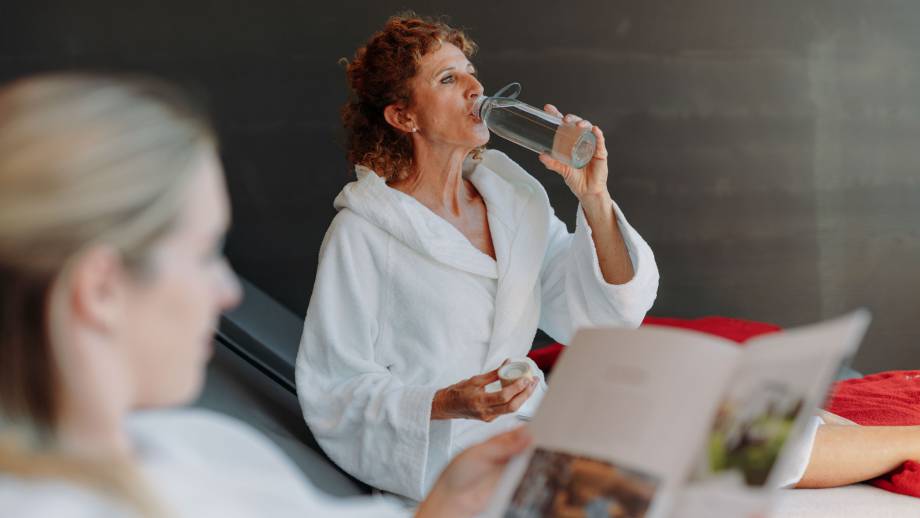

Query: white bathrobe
<box><xmin>296</xmin><ymin>149</ymin><xmax>659</xmax><ymax>500</ymax></box>
<box><xmin>0</xmin><ymin>409</ymin><xmax>407</xmax><ymax>517</ymax></box>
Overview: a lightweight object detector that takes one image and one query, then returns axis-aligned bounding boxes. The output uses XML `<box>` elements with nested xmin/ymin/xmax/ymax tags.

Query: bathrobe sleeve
<box><xmin>538</xmin><ymin>200</ymin><xmax>659</xmax><ymax>344</ymax></box>
<box><xmin>295</xmin><ymin>212</ymin><xmax>443</xmax><ymax>501</ymax></box>
<box><xmin>773</xmin><ymin>415</ymin><xmax>823</xmax><ymax>488</ymax></box>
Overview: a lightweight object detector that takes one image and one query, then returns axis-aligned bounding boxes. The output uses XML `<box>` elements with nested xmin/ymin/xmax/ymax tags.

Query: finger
<box><xmin>539</xmin><ymin>153</ymin><xmax>573</xmax><ymax>176</ymax></box>
<box><xmin>473</xmin><ymin>426</ymin><xmax>533</xmax><ymax>463</ymax></box>
<box><xmin>500</xmin><ymin>380</ymin><xmax>537</xmax><ymax>413</ymax></box>
<box><xmin>543</xmin><ymin>104</ymin><xmax>562</xmax><ymax>117</ymax></box>
<box><xmin>563</xmin><ymin>113</ymin><xmax>583</xmax><ymax>124</ymax></box>
<box><xmin>471</xmin><ymin>367</ymin><xmax>501</xmax><ymax>386</ymax></box>
<box><xmin>498</xmin><ymin>377</ymin><xmax>532</xmax><ymax>404</ymax></box>
<box><xmin>486</xmin><ymin>377</ymin><xmax>531</xmax><ymax>406</ymax></box>
<box><xmin>576</xmin><ymin>119</ymin><xmax>592</xmax><ymax>129</ymax></box>
<box><xmin>592</xmin><ymin>126</ymin><xmax>608</xmax><ymax>160</ymax></box>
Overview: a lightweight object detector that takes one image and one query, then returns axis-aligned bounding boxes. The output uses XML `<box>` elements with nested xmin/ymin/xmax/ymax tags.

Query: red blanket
<box><xmin>826</xmin><ymin>371</ymin><xmax>920</xmax><ymax>498</ymax></box>
<box><xmin>527</xmin><ymin>315</ymin><xmax>781</xmax><ymax>372</ymax></box>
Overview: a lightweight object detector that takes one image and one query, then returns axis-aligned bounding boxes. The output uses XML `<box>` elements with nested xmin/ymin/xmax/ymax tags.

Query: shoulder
<box><xmin>328</xmin><ymin>207</ymin><xmax>376</xmax><ymax>233</ymax></box>
<box><xmin>128</xmin><ymin>408</ymin><xmax>293</xmax><ymax>471</ymax></box>
<box><xmin>310</xmin><ymin>209</ymin><xmax>392</xmax><ymax>276</ymax></box>
<box><xmin>324</xmin><ymin>209</ymin><xmax>390</xmax><ymax>250</ymax></box>
<box><xmin>129</xmin><ymin>406</ymin><xmax>245</xmax><ymax>434</ymax></box>
<box><xmin>0</xmin><ymin>476</ymin><xmax>135</xmax><ymax>518</ymax></box>
<box><xmin>316</xmin><ymin>210</ymin><xmax>391</xmax><ymax>277</ymax></box>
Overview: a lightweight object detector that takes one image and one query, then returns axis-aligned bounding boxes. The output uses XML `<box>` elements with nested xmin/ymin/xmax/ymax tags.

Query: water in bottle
<box><xmin>472</xmin><ymin>83</ymin><xmax>596</xmax><ymax>169</ymax></box>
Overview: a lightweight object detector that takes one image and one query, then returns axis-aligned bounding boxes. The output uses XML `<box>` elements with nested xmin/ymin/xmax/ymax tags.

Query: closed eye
<box><xmin>440</xmin><ymin>74</ymin><xmax>455</xmax><ymax>84</ymax></box>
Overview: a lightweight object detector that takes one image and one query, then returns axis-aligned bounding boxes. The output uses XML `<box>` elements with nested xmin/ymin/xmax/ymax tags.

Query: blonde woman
<box><xmin>0</xmin><ymin>74</ymin><xmax>529</xmax><ymax>518</ymax></box>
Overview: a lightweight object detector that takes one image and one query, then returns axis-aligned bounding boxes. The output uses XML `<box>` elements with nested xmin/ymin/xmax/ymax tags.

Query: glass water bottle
<box><xmin>473</xmin><ymin>82</ymin><xmax>597</xmax><ymax>169</ymax></box>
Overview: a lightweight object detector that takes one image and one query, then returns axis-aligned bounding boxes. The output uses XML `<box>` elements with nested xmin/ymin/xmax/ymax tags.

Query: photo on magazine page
<box><xmin>504</xmin><ymin>447</ymin><xmax>660</xmax><ymax>518</ymax></box>
<box><xmin>688</xmin><ymin>353</ymin><xmax>844</xmax><ymax>488</ymax></box>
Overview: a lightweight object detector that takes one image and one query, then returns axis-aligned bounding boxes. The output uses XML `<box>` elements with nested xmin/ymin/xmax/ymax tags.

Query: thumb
<box><xmin>473</xmin><ymin>426</ymin><xmax>532</xmax><ymax>464</ymax></box>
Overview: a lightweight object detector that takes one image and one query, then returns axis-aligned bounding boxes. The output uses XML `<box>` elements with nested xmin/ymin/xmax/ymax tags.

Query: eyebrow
<box><xmin>432</xmin><ymin>63</ymin><xmax>476</xmax><ymax>80</ymax></box>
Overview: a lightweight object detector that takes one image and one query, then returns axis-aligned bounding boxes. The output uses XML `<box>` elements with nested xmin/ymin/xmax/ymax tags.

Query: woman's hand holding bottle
<box><xmin>538</xmin><ymin>104</ymin><xmax>611</xmax><ymax>205</ymax></box>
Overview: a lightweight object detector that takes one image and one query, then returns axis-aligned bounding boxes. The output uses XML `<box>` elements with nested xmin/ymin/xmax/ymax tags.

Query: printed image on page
<box><xmin>505</xmin><ymin>447</ymin><xmax>659</xmax><ymax>518</ymax></box>
<box><xmin>689</xmin><ymin>368</ymin><xmax>810</xmax><ymax>488</ymax></box>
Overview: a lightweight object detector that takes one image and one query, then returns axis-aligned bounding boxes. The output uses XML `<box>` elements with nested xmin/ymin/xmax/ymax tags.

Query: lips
<box><xmin>469</xmin><ymin>96</ymin><xmax>484</xmax><ymax>121</ymax></box>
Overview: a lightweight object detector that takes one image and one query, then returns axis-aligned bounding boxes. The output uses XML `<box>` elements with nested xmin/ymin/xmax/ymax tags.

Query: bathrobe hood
<box><xmin>333</xmin><ymin>151</ymin><xmax>555</xmax><ymax>369</ymax></box>
<box><xmin>333</xmin><ymin>151</ymin><xmax>545</xmax><ymax>282</ymax></box>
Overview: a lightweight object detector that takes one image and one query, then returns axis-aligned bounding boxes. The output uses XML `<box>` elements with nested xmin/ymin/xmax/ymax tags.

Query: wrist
<box><xmin>431</xmin><ymin>388</ymin><xmax>456</xmax><ymax>420</ymax></box>
<box><xmin>579</xmin><ymin>191</ymin><xmax>613</xmax><ymax>218</ymax></box>
<box><xmin>416</xmin><ymin>486</ymin><xmax>461</xmax><ymax>518</ymax></box>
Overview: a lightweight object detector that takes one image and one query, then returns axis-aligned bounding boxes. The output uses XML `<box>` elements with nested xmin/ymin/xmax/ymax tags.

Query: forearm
<box><xmin>797</xmin><ymin>425</ymin><xmax>920</xmax><ymax>488</ymax></box>
<box><xmin>580</xmin><ymin>192</ymin><xmax>634</xmax><ymax>285</ymax></box>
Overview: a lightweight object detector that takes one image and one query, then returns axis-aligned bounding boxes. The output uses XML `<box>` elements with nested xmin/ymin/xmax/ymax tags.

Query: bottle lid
<box><xmin>474</xmin><ymin>82</ymin><xmax>522</xmax><ymax>119</ymax></box>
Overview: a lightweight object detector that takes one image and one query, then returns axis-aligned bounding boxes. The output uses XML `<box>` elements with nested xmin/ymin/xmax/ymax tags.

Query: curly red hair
<box><xmin>342</xmin><ymin>13</ymin><xmax>478</xmax><ymax>181</ymax></box>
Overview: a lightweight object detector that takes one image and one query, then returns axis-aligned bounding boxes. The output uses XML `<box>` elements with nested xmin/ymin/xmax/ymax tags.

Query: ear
<box><xmin>65</xmin><ymin>245</ymin><xmax>130</xmax><ymax>336</ymax></box>
<box><xmin>383</xmin><ymin>102</ymin><xmax>417</xmax><ymax>134</ymax></box>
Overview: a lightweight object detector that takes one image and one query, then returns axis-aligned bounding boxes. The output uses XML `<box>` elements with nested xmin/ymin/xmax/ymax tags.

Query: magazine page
<box><xmin>675</xmin><ymin>310</ymin><xmax>871</xmax><ymax>518</ymax></box>
<box><xmin>483</xmin><ymin>325</ymin><xmax>742</xmax><ymax>518</ymax></box>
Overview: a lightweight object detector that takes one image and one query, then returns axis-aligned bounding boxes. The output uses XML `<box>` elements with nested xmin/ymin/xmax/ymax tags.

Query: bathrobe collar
<box><xmin>334</xmin><ymin>151</ymin><xmax>546</xmax><ymax>278</ymax></box>
<box><xmin>334</xmin><ymin>150</ymin><xmax>553</xmax><ymax>366</ymax></box>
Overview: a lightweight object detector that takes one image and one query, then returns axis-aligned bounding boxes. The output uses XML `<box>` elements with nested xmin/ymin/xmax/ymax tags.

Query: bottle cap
<box><xmin>473</xmin><ymin>82</ymin><xmax>522</xmax><ymax>120</ymax></box>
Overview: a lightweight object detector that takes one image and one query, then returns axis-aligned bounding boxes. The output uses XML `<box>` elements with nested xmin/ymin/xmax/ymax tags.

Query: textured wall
<box><xmin>2</xmin><ymin>1</ymin><xmax>918</xmax><ymax>372</ymax></box>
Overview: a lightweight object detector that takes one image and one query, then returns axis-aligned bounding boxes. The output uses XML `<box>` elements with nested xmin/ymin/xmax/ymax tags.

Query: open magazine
<box><xmin>483</xmin><ymin>310</ymin><xmax>871</xmax><ymax>518</ymax></box>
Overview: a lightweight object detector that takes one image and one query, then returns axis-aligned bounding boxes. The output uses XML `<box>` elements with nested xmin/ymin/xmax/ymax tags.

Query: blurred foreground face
<box><xmin>114</xmin><ymin>148</ymin><xmax>241</xmax><ymax>408</ymax></box>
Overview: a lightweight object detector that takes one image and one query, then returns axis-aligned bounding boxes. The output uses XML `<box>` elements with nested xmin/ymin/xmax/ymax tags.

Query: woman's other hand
<box><xmin>416</xmin><ymin>427</ymin><xmax>532</xmax><ymax>518</ymax></box>
<box><xmin>431</xmin><ymin>364</ymin><xmax>538</xmax><ymax>421</ymax></box>
<box><xmin>538</xmin><ymin>104</ymin><xmax>610</xmax><ymax>203</ymax></box>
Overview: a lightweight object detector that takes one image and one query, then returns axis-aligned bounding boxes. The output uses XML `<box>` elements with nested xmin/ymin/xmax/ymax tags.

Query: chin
<box><xmin>157</xmin><ymin>369</ymin><xmax>207</xmax><ymax>408</ymax></box>
<box><xmin>172</xmin><ymin>374</ymin><xmax>206</xmax><ymax>406</ymax></box>
<box><xmin>471</xmin><ymin>130</ymin><xmax>490</xmax><ymax>148</ymax></box>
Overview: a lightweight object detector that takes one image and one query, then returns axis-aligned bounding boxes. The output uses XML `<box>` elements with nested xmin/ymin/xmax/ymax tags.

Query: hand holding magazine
<box><xmin>483</xmin><ymin>310</ymin><xmax>871</xmax><ymax>518</ymax></box>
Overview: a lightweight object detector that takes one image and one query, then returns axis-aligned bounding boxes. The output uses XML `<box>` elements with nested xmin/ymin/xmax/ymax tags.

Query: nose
<box><xmin>217</xmin><ymin>259</ymin><xmax>243</xmax><ymax>311</ymax></box>
<box><xmin>467</xmin><ymin>74</ymin><xmax>484</xmax><ymax>99</ymax></box>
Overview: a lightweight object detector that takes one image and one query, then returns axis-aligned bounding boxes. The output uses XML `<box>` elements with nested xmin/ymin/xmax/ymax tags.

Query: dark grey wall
<box><xmin>2</xmin><ymin>1</ymin><xmax>918</xmax><ymax>373</ymax></box>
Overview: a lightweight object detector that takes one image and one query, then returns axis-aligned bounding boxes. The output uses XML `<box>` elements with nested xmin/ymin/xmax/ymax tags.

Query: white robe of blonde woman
<box><xmin>0</xmin><ymin>409</ymin><xmax>408</xmax><ymax>517</ymax></box>
<box><xmin>296</xmin><ymin>149</ymin><xmax>660</xmax><ymax>500</ymax></box>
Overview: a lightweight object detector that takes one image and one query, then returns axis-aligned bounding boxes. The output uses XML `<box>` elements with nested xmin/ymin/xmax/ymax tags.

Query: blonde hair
<box><xmin>0</xmin><ymin>73</ymin><xmax>216</xmax><ymax>517</ymax></box>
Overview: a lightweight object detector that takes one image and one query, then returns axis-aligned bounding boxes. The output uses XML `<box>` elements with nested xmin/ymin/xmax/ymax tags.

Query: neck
<box><xmin>44</xmin><ymin>278</ymin><xmax>136</xmax><ymax>462</ymax></box>
<box><xmin>50</xmin><ymin>330</ymin><xmax>135</xmax><ymax>462</ymax></box>
<box><xmin>56</xmin><ymin>392</ymin><xmax>133</xmax><ymax>461</ymax></box>
<box><xmin>391</xmin><ymin>142</ymin><xmax>476</xmax><ymax>217</ymax></box>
